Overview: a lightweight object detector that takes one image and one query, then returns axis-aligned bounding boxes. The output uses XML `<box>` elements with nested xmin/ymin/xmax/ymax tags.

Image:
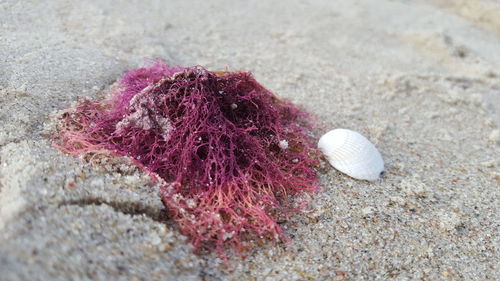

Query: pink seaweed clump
<box><xmin>55</xmin><ymin>60</ymin><xmax>320</xmax><ymax>255</ymax></box>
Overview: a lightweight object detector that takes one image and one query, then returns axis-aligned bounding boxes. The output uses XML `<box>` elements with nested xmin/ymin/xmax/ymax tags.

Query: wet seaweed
<box><xmin>55</xmin><ymin>60</ymin><xmax>320</xmax><ymax>256</ymax></box>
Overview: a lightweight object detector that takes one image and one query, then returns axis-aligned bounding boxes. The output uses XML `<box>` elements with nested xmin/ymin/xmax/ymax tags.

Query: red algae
<box><xmin>55</xmin><ymin>60</ymin><xmax>320</xmax><ymax>256</ymax></box>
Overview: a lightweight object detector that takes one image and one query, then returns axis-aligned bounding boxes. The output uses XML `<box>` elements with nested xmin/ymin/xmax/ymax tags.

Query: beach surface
<box><xmin>1</xmin><ymin>0</ymin><xmax>499</xmax><ymax>280</ymax></box>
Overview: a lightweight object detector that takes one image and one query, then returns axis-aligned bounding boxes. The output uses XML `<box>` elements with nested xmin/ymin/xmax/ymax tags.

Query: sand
<box><xmin>1</xmin><ymin>0</ymin><xmax>499</xmax><ymax>280</ymax></box>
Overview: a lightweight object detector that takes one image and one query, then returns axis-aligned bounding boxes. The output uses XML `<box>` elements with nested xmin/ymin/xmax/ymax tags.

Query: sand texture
<box><xmin>1</xmin><ymin>0</ymin><xmax>499</xmax><ymax>280</ymax></box>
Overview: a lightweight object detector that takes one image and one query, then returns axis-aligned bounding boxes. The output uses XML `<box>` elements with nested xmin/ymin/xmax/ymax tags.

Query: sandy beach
<box><xmin>1</xmin><ymin>0</ymin><xmax>499</xmax><ymax>280</ymax></box>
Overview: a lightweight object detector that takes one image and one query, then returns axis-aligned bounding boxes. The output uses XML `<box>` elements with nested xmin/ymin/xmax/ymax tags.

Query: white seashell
<box><xmin>318</xmin><ymin>128</ymin><xmax>384</xmax><ymax>181</ymax></box>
